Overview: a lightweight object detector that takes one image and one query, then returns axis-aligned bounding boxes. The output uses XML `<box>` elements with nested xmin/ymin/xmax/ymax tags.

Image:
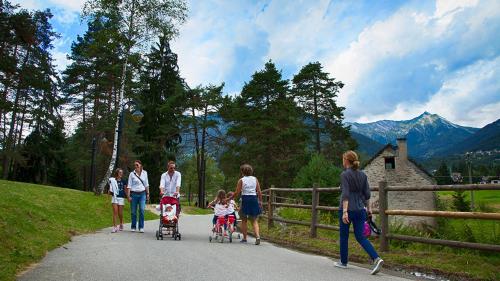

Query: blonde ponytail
<box><xmin>343</xmin><ymin>151</ymin><xmax>360</xmax><ymax>170</ymax></box>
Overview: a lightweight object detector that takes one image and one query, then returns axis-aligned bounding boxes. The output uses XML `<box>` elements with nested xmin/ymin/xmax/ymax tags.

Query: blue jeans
<box><xmin>131</xmin><ymin>192</ymin><xmax>146</xmax><ymax>229</ymax></box>
<box><xmin>339</xmin><ymin>209</ymin><xmax>379</xmax><ymax>265</ymax></box>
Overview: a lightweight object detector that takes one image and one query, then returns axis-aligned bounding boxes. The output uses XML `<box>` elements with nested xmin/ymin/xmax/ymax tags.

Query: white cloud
<box><xmin>53</xmin><ymin>9</ymin><xmax>79</xmax><ymax>24</ymax></box>
<box><xmin>255</xmin><ymin>0</ymin><xmax>334</xmax><ymax>65</ymax></box>
<box><xmin>48</xmin><ymin>0</ymin><xmax>86</xmax><ymax>12</ymax></box>
<box><xmin>52</xmin><ymin>50</ymin><xmax>71</xmax><ymax>72</ymax></box>
<box><xmin>323</xmin><ymin>0</ymin><xmax>482</xmax><ymax>107</ymax></box>
<box><xmin>172</xmin><ymin>0</ymin><xmax>265</xmax><ymax>88</ymax></box>
<box><xmin>356</xmin><ymin>56</ymin><xmax>500</xmax><ymax>127</ymax></box>
<box><xmin>10</xmin><ymin>0</ymin><xmax>85</xmax><ymax>12</ymax></box>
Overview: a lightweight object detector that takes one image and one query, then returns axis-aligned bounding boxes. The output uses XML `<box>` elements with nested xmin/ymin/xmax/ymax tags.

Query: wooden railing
<box><xmin>262</xmin><ymin>183</ymin><xmax>500</xmax><ymax>252</ymax></box>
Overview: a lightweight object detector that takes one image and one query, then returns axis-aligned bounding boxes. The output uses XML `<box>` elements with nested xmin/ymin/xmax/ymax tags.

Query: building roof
<box><xmin>362</xmin><ymin>143</ymin><xmax>396</xmax><ymax>167</ymax></box>
<box><xmin>362</xmin><ymin>143</ymin><xmax>434</xmax><ymax>180</ymax></box>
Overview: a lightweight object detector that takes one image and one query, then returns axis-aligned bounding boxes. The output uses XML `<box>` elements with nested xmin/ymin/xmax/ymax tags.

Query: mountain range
<box><xmin>348</xmin><ymin>112</ymin><xmax>500</xmax><ymax>159</ymax></box>
<box><xmin>179</xmin><ymin>112</ymin><xmax>499</xmax><ymax>161</ymax></box>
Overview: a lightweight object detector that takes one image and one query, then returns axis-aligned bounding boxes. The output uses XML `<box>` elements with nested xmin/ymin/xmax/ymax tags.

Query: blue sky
<box><xmin>12</xmin><ymin>0</ymin><xmax>500</xmax><ymax>128</ymax></box>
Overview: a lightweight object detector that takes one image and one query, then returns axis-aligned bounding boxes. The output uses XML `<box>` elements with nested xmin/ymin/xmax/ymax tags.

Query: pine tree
<box><xmin>434</xmin><ymin>162</ymin><xmax>453</xmax><ymax>185</ymax></box>
<box><xmin>292</xmin><ymin>61</ymin><xmax>356</xmax><ymax>160</ymax></box>
<box><xmin>83</xmin><ymin>0</ymin><xmax>188</xmax><ymax>194</ymax></box>
<box><xmin>135</xmin><ymin>36</ymin><xmax>186</xmax><ymax>202</ymax></box>
<box><xmin>184</xmin><ymin>84</ymin><xmax>224</xmax><ymax>207</ymax></box>
<box><xmin>220</xmin><ymin>61</ymin><xmax>308</xmax><ymax>189</ymax></box>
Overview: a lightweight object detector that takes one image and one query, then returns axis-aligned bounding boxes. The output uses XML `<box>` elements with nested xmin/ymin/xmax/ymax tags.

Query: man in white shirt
<box><xmin>160</xmin><ymin>161</ymin><xmax>181</xmax><ymax>197</ymax></box>
<box><xmin>160</xmin><ymin>161</ymin><xmax>181</xmax><ymax>215</ymax></box>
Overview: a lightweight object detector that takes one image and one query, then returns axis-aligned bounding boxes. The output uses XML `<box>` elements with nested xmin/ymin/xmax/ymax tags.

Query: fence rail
<box><xmin>262</xmin><ymin>183</ymin><xmax>500</xmax><ymax>252</ymax></box>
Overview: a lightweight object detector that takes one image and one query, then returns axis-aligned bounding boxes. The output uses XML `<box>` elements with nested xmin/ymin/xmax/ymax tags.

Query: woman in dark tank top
<box><xmin>334</xmin><ymin>150</ymin><xmax>384</xmax><ymax>275</ymax></box>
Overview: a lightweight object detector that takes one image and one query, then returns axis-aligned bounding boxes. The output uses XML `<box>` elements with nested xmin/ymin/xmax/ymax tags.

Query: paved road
<box><xmin>19</xmin><ymin>215</ymin><xmax>412</xmax><ymax>281</ymax></box>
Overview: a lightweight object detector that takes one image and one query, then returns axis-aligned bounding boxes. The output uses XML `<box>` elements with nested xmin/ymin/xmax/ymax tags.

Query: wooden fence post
<box><xmin>268</xmin><ymin>185</ymin><xmax>275</xmax><ymax>228</ymax></box>
<box><xmin>379</xmin><ymin>181</ymin><xmax>389</xmax><ymax>252</ymax></box>
<box><xmin>310</xmin><ymin>183</ymin><xmax>319</xmax><ymax>238</ymax></box>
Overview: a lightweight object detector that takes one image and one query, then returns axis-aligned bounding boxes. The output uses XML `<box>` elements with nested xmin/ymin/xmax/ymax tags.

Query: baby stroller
<box><xmin>156</xmin><ymin>195</ymin><xmax>181</xmax><ymax>240</ymax></box>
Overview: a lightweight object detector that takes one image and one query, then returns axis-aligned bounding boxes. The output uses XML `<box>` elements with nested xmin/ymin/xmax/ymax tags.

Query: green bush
<box><xmin>452</xmin><ymin>190</ymin><xmax>471</xmax><ymax>212</ymax></box>
<box><xmin>292</xmin><ymin>154</ymin><xmax>342</xmax><ymax>206</ymax></box>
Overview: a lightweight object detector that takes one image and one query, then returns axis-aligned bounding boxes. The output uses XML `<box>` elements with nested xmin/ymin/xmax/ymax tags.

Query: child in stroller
<box><xmin>163</xmin><ymin>204</ymin><xmax>178</xmax><ymax>223</ymax></box>
<box><xmin>156</xmin><ymin>195</ymin><xmax>181</xmax><ymax>241</ymax></box>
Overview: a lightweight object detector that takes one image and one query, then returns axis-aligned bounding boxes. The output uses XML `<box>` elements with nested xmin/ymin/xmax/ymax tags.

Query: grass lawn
<box><xmin>178</xmin><ymin>199</ymin><xmax>213</xmax><ymax>215</ymax></box>
<box><xmin>260</xmin><ymin>207</ymin><xmax>500</xmax><ymax>281</ymax></box>
<box><xmin>181</xmin><ymin>205</ymin><xmax>213</xmax><ymax>215</ymax></box>
<box><xmin>438</xmin><ymin>190</ymin><xmax>500</xmax><ymax>211</ymax></box>
<box><xmin>0</xmin><ymin>180</ymin><xmax>157</xmax><ymax>281</ymax></box>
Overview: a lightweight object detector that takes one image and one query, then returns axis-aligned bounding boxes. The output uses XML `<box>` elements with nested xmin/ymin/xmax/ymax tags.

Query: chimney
<box><xmin>397</xmin><ymin>138</ymin><xmax>408</xmax><ymax>161</ymax></box>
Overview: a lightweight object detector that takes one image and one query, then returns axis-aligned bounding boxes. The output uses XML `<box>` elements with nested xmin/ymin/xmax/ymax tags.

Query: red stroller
<box><xmin>156</xmin><ymin>195</ymin><xmax>181</xmax><ymax>240</ymax></box>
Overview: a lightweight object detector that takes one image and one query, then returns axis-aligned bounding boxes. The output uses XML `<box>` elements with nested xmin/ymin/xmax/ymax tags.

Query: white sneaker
<box><xmin>111</xmin><ymin>227</ymin><xmax>118</xmax><ymax>233</ymax></box>
<box><xmin>371</xmin><ymin>258</ymin><xmax>384</xmax><ymax>275</ymax></box>
<box><xmin>131</xmin><ymin>228</ymin><xmax>136</xmax><ymax>232</ymax></box>
<box><xmin>139</xmin><ymin>228</ymin><xmax>144</xmax><ymax>233</ymax></box>
<box><xmin>334</xmin><ymin>262</ymin><xmax>347</xmax><ymax>269</ymax></box>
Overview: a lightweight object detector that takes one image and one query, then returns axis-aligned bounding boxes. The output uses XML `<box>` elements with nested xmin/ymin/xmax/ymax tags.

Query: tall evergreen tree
<box><xmin>61</xmin><ymin>14</ymin><xmax>127</xmax><ymax>191</ymax></box>
<box><xmin>292</xmin><ymin>62</ymin><xmax>356</xmax><ymax>160</ymax></box>
<box><xmin>83</xmin><ymin>0</ymin><xmax>188</xmax><ymax>194</ymax></box>
<box><xmin>220</xmin><ymin>61</ymin><xmax>308</xmax><ymax>189</ymax></box>
<box><xmin>434</xmin><ymin>162</ymin><xmax>453</xmax><ymax>185</ymax></box>
<box><xmin>135</xmin><ymin>36</ymin><xmax>186</xmax><ymax>202</ymax></box>
<box><xmin>185</xmin><ymin>84</ymin><xmax>224</xmax><ymax>207</ymax></box>
<box><xmin>0</xmin><ymin>5</ymin><xmax>62</xmax><ymax>179</ymax></box>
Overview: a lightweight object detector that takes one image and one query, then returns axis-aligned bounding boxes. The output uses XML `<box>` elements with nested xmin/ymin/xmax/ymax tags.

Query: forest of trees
<box><xmin>0</xmin><ymin>0</ymin><xmax>356</xmax><ymax>206</ymax></box>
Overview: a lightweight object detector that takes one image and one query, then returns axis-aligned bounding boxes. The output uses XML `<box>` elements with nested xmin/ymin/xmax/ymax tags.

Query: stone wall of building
<box><xmin>363</xmin><ymin>147</ymin><xmax>436</xmax><ymax>228</ymax></box>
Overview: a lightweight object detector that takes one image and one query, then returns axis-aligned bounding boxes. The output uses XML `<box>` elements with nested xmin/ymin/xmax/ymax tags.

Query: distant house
<box><xmin>492</xmin><ymin>180</ymin><xmax>500</xmax><ymax>184</ymax></box>
<box><xmin>363</xmin><ymin>138</ymin><xmax>436</xmax><ymax>227</ymax></box>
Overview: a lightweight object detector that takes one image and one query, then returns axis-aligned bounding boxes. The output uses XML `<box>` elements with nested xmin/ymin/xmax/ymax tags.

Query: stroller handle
<box><xmin>162</xmin><ymin>193</ymin><xmax>180</xmax><ymax>199</ymax></box>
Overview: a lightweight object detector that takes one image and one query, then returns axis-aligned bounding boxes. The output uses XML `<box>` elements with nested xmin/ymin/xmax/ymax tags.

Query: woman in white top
<box><xmin>126</xmin><ymin>160</ymin><xmax>149</xmax><ymax>233</ymax></box>
<box><xmin>234</xmin><ymin>164</ymin><xmax>263</xmax><ymax>245</ymax></box>
<box><xmin>108</xmin><ymin>168</ymin><xmax>127</xmax><ymax>233</ymax></box>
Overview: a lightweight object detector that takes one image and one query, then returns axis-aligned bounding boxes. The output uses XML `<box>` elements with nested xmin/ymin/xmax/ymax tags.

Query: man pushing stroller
<box><xmin>160</xmin><ymin>161</ymin><xmax>181</xmax><ymax>216</ymax></box>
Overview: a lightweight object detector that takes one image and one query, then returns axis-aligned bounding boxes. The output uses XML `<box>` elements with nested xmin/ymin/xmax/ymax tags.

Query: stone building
<box><xmin>363</xmin><ymin>138</ymin><xmax>436</xmax><ymax>227</ymax></box>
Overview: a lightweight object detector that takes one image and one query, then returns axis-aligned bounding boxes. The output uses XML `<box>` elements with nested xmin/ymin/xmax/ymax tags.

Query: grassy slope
<box><xmin>0</xmin><ymin>180</ymin><xmax>156</xmax><ymax>281</ymax></box>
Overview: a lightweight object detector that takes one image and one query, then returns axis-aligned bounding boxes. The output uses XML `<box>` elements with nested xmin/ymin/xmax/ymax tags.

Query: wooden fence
<box><xmin>262</xmin><ymin>182</ymin><xmax>500</xmax><ymax>252</ymax></box>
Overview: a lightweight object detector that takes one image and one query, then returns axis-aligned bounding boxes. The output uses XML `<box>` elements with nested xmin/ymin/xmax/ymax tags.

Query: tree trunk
<box><xmin>2</xmin><ymin>47</ymin><xmax>30</xmax><ymax>179</ymax></box>
<box><xmin>200</xmin><ymin>103</ymin><xmax>208</xmax><ymax>207</ymax></box>
<box><xmin>0</xmin><ymin>43</ymin><xmax>18</xmax><ymax>145</ymax></box>
<box><xmin>96</xmin><ymin>0</ymin><xmax>136</xmax><ymax>194</ymax></box>
<box><xmin>313</xmin><ymin>77</ymin><xmax>320</xmax><ymax>154</ymax></box>
<box><xmin>191</xmin><ymin>101</ymin><xmax>203</xmax><ymax>207</ymax></box>
<box><xmin>16</xmin><ymin>94</ymin><xmax>28</xmax><ymax>147</ymax></box>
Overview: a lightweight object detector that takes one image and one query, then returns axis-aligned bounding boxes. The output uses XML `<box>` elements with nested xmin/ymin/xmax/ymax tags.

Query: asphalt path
<box><xmin>19</xmin><ymin>214</ymin><xmax>412</xmax><ymax>281</ymax></box>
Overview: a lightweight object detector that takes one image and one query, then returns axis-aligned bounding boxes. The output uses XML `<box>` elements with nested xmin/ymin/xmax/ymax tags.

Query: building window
<box><xmin>384</xmin><ymin>157</ymin><xmax>395</xmax><ymax>170</ymax></box>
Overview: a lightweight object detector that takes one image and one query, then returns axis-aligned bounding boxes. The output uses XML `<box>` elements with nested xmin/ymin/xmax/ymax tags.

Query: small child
<box><xmin>208</xmin><ymin>189</ymin><xmax>228</xmax><ymax>228</ymax></box>
<box><xmin>225</xmin><ymin>191</ymin><xmax>238</xmax><ymax>227</ymax></box>
<box><xmin>163</xmin><ymin>204</ymin><xmax>177</xmax><ymax>223</ymax></box>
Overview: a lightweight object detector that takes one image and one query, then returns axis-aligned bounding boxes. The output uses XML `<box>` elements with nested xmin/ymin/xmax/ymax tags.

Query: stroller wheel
<box><xmin>156</xmin><ymin>230</ymin><xmax>159</xmax><ymax>240</ymax></box>
<box><xmin>209</xmin><ymin>236</ymin><xmax>212</xmax><ymax>243</ymax></box>
<box><xmin>178</xmin><ymin>233</ymin><xmax>181</xmax><ymax>240</ymax></box>
<box><xmin>174</xmin><ymin>235</ymin><xmax>177</xmax><ymax>240</ymax></box>
<box><xmin>220</xmin><ymin>235</ymin><xmax>224</xmax><ymax>243</ymax></box>
<box><xmin>237</xmin><ymin>233</ymin><xmax>241</xmax><ymax>239</ymax></box>
<box><xmin>229</xmin><ymin>234</ymin><xmax>232</xmax><ymax>243</ymax></box>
